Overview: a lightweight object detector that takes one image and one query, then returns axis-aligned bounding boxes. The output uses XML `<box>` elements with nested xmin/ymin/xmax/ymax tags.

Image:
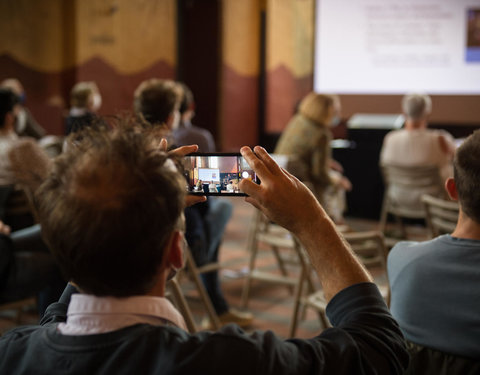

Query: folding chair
<box><xmin>241</xmin><ymin>210</ymin><xmax>316</xmax><ymax>309</ymax></box>
<box><xmin>421</xmin><ymin>194</ymin><xmax>459</xmax><ymax>238</ymax></box>
<box><xmin>166</xmin><ymin>277</ymin><xmax>197</xmax><ymax>333</ymax></box>
<box><xmin>289</xmin><ymin>231</ymin><xmax>389</xmax><ymax>337</ymax></box>
<box><xmin>379</xmin><ymin>164</ymin><xmax>444</xmax><ymax>244</ymax></box>
<box><xmin>179</xmin><ymin>247</ymin><xmax>222</xmax><ymax>330</ymax></box>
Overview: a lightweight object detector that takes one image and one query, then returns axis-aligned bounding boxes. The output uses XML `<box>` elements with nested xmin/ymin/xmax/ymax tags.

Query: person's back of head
<box><xmin>402</xmin><ymin>93</ymin><xmax>432</xmax><ymax>123</ymax></box>
<box><xmin>0</xmin><ymin>88</ymin><xmax>20</xmax><ymax>129</ymax></box>
<box><xmin>36</xmin><ymin>121</ymin><xmax>186</xmax><ymax>297</ymax></box>
<box><xmin>453</xmin><ymin>130</ymin><xmax>480</xmax><ymax>223</ymax></box>
<box><xmin>134</xmin><ymin>79</ymin><xmax>182</xmax><ymax>128</ymax></box>
<box><xmin>298</xmin><ymin>92</ymin><xmax>340</xmax><ymax>127</ymax></box>
<box><xmin>70</xmin><ymin>81</ymin><xmax>102</xmax><ymax>112</ymax></box>
<box><xmin>0</xmin><ymin>78</ymin><xmax>24</xmax><ymax>98</ymax></box>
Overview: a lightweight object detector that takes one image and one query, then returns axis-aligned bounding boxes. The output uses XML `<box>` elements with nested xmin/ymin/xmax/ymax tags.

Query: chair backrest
<box><xmin>421</xmin><ymin>194</ymin><xmax>459</xmax><ymax>238</ymax></box>
<box><xmin>381</xmin><ymin>164</ymin><xmax>445</xmax><ymax>218</ymax></box>
<box><xmin>344</xmin><ymin>231</ymin><xmax>390</xmax><ymax>305</ymax></box>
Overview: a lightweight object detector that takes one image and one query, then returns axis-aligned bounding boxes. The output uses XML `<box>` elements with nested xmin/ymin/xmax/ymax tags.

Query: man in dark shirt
<box><xmin>0</xmin><ymin>121</ymin><xmax>408</xmax><ymax>374</ymax></box>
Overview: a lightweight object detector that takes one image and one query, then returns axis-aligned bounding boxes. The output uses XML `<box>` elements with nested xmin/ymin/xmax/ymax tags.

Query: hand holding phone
<box><xmin>183</xmin><ymin>153</ymin><xmax>259</xmax><ymax>196</ymax></box>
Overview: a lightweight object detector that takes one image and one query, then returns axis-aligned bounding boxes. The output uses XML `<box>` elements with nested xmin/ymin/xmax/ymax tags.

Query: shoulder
<box><xmin>388</xmin><ymin>236</ymin><xmax>451</xmax><ymax>280</ymax></box>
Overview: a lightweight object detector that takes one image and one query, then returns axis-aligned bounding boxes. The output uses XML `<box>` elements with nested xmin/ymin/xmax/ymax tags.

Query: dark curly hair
<box><xmin>36</xmin><ymin>120</ymin><xmax>186</xmax><ymax>296</ymax></box>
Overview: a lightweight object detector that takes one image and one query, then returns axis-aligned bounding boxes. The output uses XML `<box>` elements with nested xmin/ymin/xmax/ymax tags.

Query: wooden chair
<box><xmin>379</xmin><ymin>164</ymin><xmax>445</xmax><ymax>244</ymax></box>
<box><xmin>179</xmin><ymin>244</ymin><xmax>223</xmax><ymax>330</ymax></box>
<box><xmin>421</xmin><ymin>194</ymin><xmax>459</xmax><ymax>238</ymax></box>
<box><xmin>289</xmin><ymin>231</ymin><xmax>389</xmax><ymax>337</ymax></box>
<box><xmin>166</xmin><ymin>277</ymin><xmax>197</xmax><ymax>333</ymax></box>
<box><xmin>241</xmin><ymin>210</ymin><xmax>316</xmax><ymax>309</ymax></box>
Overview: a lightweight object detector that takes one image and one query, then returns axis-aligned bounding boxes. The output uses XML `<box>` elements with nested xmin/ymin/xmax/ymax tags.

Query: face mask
<box><xmin>91</xmin><ymin>93</ymin><xmax>102</xmax><ymax>111</ymax></box>
<box><xmin>330</xmin><ymin>115</ymin><xmax>341</xmax><ymax>127</ymax></box>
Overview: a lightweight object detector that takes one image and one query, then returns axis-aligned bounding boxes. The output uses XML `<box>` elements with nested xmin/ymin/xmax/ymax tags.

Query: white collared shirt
<box><xmin>58</xmin><ymin>294</ymin><xmax>187</xmax><ymax>335</ymax></box>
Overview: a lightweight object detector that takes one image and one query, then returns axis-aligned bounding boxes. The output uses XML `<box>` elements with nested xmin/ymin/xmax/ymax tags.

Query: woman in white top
<box><xmin>380</xmin><ymin>93</ymin><xmax>455</xmax><ymax>180</ymax></box>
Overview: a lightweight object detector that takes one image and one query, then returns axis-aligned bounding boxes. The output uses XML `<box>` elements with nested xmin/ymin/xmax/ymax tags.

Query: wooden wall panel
<box><xmin>0</xmin><ymin>0</ymin><xmax>177</xmax><ymax>134</ymax></box>
<box><xmin>219</xmin><ymin>0</ymin><xmax>261</xmax><ymax>151</ymax></box>
<box><xmin>265</xmin><ymin>0</ymin><xmax>315</xmax><ymax>134</ymax></box>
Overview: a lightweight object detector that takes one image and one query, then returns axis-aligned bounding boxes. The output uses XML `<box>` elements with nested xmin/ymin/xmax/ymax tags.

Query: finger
<box><xmin>185</xmin><ymin>195</ymin><xmax>207</xmax><ymax>207</ymax></box>
<box><xmin>240</xmin><ymin>146</ymin><xmax>272</xmax><ymax>181</ymax></box>
<box><xmin>169</xmin><ymin>144</ymin><xmax>198</xmax><ymax>157</ymax></box>
<box><xmin>244</xmin><ymin>196</ymin><xmax>262</xmax><ymax>212</ymax></box>
<box><xmin>252</xmin><ymin>146</ymin><xmax>284</xmax><ymax>176</ymax></box>
<box><xmin>239</xmin><ymin>178</ymin><xmax>262</xmax><ymax>198</ymax></box>
<box><xmin>159</xmin><ymin>138</ymin><xmax>168</xmax><ymax>152</ymax></box>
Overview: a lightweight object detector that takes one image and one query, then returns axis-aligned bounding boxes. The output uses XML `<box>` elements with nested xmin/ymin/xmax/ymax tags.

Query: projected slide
<box><xmin>198</xmin><ymin>168</ymin><xmax>220</xmax><ymax>183</ymax></box>
<box><xmin>314</xmin><ymin>0</ymin><xmax>480</xmax><ymax>94</ymax></box>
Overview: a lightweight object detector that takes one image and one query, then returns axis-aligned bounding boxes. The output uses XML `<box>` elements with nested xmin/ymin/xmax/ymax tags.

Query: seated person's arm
<box><xmin>240</xmin><ymin>146</ymin><xmax>369</xmax><ymax>300</ymax></box>
<box><xmin>238</xmin><ymin>146</ymin><xmax>408</xmax><ymax>374</ymax></box>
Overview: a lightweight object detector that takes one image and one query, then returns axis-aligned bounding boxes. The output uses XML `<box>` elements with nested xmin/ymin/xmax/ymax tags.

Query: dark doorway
<box><xmin>177</xmin><ymin>0</ymin><xmax>221</xmax><ymax>148</ymax></box>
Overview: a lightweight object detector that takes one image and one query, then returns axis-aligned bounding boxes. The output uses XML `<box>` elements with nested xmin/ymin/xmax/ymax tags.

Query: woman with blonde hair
<box><xmin>275</xmin><ymin>92</ymin><xmax>351</xmax><ymax>223</ymax></box>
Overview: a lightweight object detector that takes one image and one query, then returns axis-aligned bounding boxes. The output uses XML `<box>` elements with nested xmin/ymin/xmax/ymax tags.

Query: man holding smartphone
<box><xmin>0</xmin><ymin>123</ymin><xmax>407</xmax><ymax>374</ymax></box>
<box><xmin>134</xmin><ymin>79</ymin><xmax>252</xmax><ymax>327</ymax></box>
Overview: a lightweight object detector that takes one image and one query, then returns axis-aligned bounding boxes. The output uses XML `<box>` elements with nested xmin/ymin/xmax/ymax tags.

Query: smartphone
<box><xmin>182</xmin><ymin>153</ymin><xmax>259</xmax><ymax>196</ymax></box>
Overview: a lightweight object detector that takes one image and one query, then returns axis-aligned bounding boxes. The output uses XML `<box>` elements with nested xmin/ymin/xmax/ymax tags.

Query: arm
<box><xmin>239</xmin><ymin>146</ymin><xmax>370</xmax><ymax>301</ymax></box>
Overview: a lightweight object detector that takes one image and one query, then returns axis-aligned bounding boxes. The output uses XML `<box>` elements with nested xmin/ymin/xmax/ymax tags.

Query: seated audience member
<box><xmin>388</xmin><ymin>130</ymin><xmax>480</xmax><ymax>373</ymax></box>
<box><xmin>0</xmin><ymin>89</ymin><xmax>64</xmax><ymax>313</ymax></box>
<box><xmin>0</xmin><ymin>123</ymin><xmax>408</xmax><ymax>374</ymax></box>
<box><xmin>0</xmin><ymin>78</ymin><xmax>46</xmax><ymax>139</ymax></box>
<box><xmin>0</xmin><ymin>89</ymin><xmax>52</xmax><ymax>228</ymax></box>
<box><xmin>0</xmin><ymin>221</ymin><xmax>64</xmax><ymax>316</ymax></box>
<box><xmin>65</xmin><ymin>81</ymin><xmax>102</xmax><ymax>135</ymax></box>
<box><xmin>134</xmin><ymin>80</ymin><xmax>247</xmax><ymax>326</ymax></box>
<box><xmin>208</xmin><ymin>181</ymin><xmax>217</xmax><ymax>193</ymax></box>
<box><xmin>274</xmin><ymin>92</ymin><xmax>351</xmax><ymax>224</ymax></box>
<box><xmin>380</xmin><ymin>93</ymin><xmax>456</xmax><ymax>208</ymax></box>
<box><xmin>173</xmin><ymin>82</ymin><xmax>216</xmax><ymax>153</ymax></box>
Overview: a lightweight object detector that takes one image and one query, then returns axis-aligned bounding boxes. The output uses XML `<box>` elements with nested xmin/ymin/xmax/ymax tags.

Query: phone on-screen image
<box><xmin>182</xmin><ymin>153</ymin><xmax>259</xmax><ymax>196</ymax></box>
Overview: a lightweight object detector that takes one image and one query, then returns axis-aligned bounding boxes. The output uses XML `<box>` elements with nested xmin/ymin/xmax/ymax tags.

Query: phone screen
<box><xmin>182</xmin><ymin>153</ymin><xmax>259</xmax><ymax>196</ymax></box>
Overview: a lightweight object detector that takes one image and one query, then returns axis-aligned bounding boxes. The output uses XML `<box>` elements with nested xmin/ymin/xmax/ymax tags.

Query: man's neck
<box><xmin>451</xmin><ymin>211</ymin><xmax>480</xmax><ymax>241</ymax></box>
<box><xmin>404</xmin><ymin>119</ymin><xmax>427</xmax><ymax>130</ymax></box>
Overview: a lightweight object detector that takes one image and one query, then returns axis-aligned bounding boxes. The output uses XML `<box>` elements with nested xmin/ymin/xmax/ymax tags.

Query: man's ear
<box><xmin>445</xmin><ymin>177</ymin><xmax>458</xmax><ymax>201</ymax></box>
<box><xmin>166</xmin><ymin>231</ymin><xmax>184</xmax><ymax>270</ymax></box>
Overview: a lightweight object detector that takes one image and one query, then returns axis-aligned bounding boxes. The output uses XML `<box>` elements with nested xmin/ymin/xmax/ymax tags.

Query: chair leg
<box><xmin>379</xmin><ymin>194</ymin><xmax>389</xmax><ymax>235</ymax></box>
<box><xmin>317</xmin><ymin>309</ymin><xmax>329</xmax><ymax>329</ymax></box>
<box><xmin>288</xmin><ymin>266</ymin><xmax>306</xmax><ymax>338</ymax></box>
<box><xmin>168</xmin><ymin>278</ymin><xmax>197</xmax><ymax>333</ymax></box>
<box><xmin>396</xmin><ymin>215</ymin><xmax>407</xmax><ymax>239</ymax></box>
<box><xmin>241</xmin><ymin>211</ymin><xmax>262</xmax><ymax>309</ymax></box>
<box><xmin>184</xmin><ymin>250</ymin><xmax>221</xmax><ymax>330</ymax></box>
<box><xmin>241</xmin><ymin>239</ymin><xmax>259</xmax><ymax>309</ymax></box>
<box><xmin>271</xmin><ymin>245</ymin><xmax>294</xmax><ymax>294</ymax></box>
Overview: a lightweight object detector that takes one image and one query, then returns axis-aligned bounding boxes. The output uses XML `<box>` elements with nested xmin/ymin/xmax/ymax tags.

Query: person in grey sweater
<box><xmin>388</xmin><ymin>129</ymin><xmax>480</xmax><ymax>373</ymax></box>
